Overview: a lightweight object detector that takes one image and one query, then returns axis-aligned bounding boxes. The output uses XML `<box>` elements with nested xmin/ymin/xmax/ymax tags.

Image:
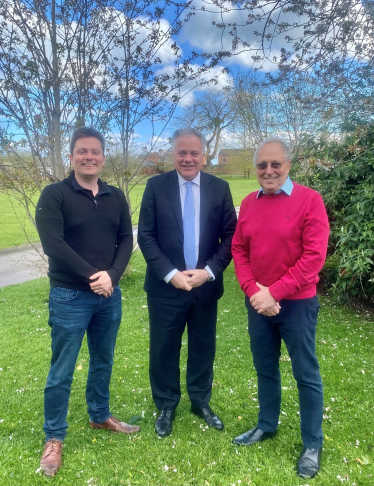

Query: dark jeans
<box><xmin>246</xmin><ymin>296</ymin><xmax>323</xmax><ymax>448</ymax></box>
<box><xmin>43</xmin><ymin>286</ymin><xmax>122</xmax><ymax>441</ymax></box>
<box><xmin>147</xmin><ymin>290</ymin><xmax>217</xmax><ymax>411</ymax></box>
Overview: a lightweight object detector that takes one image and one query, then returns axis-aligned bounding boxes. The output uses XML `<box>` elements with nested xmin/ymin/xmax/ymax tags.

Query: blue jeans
<box><xmin>246</xmin><ymin>296</ymin><xmax>323</xmax><ymax>449</ymax></box>
<box><xmin>43</xmin><ymin>286</ymin><xmax>122</xmax><ymax>441</ymax></box>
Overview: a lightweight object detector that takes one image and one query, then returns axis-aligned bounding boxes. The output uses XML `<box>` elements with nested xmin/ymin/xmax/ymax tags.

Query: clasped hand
<box><xmin>170</xmin><ymin>269</ymin><xmax>210</xmax><ymax>291</ymax></box>
<box><xmin>250</xmin><ymin>282</ymin><xmax>281</xmax><ymax>316</ymax></box>
<box><xmin>89</xmin><ymin>271</ymin><xmax>114</xmax><ymax>298</ymax></box>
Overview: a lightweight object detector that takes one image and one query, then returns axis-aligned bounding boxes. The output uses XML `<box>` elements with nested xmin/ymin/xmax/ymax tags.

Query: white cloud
<box><xmin>146</xmin><ymin>136</ymin><xmax>171</xmax><ymax>150</ymax></box>
<box><xmin>154</xmin><ymin>63</ymin><xmax>233</xmax><ymax>107</ymax></box>
<box><xmin>105</xmin><ymin>13</ymin><xmax>179</xmax><ymax>66</ymax></box>
<box><xmin>179</xmin><ymin>0</ymin><xmax>305</xmax><ymax>70</ymax></box>
<box><xmin>180</xmin><ymin>0</ymin><xmax>370</xmax><ymax>70</ymax></box>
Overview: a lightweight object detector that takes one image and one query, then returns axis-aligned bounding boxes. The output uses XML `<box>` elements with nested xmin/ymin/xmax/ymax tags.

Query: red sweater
<box><xmin>232</xmin><ymin>183</ymin><xmax>329</xmax><ymax>301</ymax></box>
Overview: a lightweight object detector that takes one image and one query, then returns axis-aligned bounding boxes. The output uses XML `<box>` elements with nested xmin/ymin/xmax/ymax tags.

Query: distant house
<box><xmin>138</xmin><ymin>149</ymin><xmax>173</xmax><ymax>175</ymax></box>
<box><xmin>218</xmin><ymin>148</ymin><xmax>251</xmax><ymax>164</ymax></box>
<box><xmin>1</xmin><ymin>154</ymin><xmax>57</xmax><ymax>179</ymax></box>
<box><xmin>39</xmin><ymin>158</ymin><xmax>54</xmax><ymax>177</ymax></box>
<box><xmin>217</xmin><ymin>148</ymin><xmax>255</xmax><ymax>176</ymax></box>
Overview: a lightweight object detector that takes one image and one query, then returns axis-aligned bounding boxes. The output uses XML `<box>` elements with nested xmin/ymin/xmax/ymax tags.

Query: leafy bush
<box><xmin>296</xmin><ymin>126</ymin><xmax>374</xmax><ymax>302</ymax></box>
<box><xmin>318</xmin><ymin>254</ymin><xmax>340</xmax><ymax>291</ymax></box>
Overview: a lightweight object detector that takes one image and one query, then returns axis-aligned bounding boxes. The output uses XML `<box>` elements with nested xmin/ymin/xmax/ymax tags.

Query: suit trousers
<box><xmin>246</xmin><ymin>296</ymin><xmax>323</xmax><ymax>449</ymax></box>
<box><xmin>147</xmin><ymin>290</ymin><xmax>217</xmax><ymax>411</ymax></box>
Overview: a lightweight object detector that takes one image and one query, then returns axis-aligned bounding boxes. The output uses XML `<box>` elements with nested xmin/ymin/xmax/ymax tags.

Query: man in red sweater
<box><xmin>232</xmin><ymin>138</ymin><xmax>329</xmax><ymax>479</ymax></box>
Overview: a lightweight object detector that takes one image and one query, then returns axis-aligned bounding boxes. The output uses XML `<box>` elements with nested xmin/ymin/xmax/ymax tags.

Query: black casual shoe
<box><xmin>297</xmin><ymin>447</ymin><xmax>322</xmax><ymax>479</ymax></box>
<box><xmin>191</xmin><ymin>405</ymin><xmax>224</xmax><ymax>430</ymax></box>
<box><xmin>233</xmin><ymin>426</ymin><xmax>277</xmax><ymax>446</ymax></box>
<box><xmin>155</xmin><ymin>408</ymin><xmax>175</xmax><ymax>437</ymax></box>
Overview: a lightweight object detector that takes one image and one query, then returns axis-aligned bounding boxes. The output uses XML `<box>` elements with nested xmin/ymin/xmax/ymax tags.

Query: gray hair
<box><xmin>171</xmin><ymin>128</ymin><xmax>206</xmax><ymax>154</ymax></box>
<box><xmin>253</xmin><ymin>137</ymin><xmax>292</xmax><ymax>166</ymax></box>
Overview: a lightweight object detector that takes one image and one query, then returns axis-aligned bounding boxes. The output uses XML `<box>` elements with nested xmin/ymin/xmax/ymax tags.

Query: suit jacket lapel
<box><xmin>164</xmin><ymin>170</ymin><xmax>183</xmax><ymax>233</ymax></box>
<box><xmin>200</xmin><ymin>171</ymin><xmax>213</xmax><ymax>239</ymax></box>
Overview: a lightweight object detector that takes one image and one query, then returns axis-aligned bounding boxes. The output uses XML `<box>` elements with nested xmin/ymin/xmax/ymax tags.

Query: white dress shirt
<box><xmin>164</xmin><ymin>172</ymin><xmax>215</xmax><ymax>283</ymax></box>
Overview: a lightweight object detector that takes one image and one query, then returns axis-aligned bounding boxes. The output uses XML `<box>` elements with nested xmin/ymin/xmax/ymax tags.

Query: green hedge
<box><xmin>296</xmin><ymin>126</ymin><xmax>374</xmax><ymax>302</ymax></box>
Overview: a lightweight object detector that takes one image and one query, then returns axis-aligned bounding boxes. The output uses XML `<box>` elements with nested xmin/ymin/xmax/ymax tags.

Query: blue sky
<box><xmin>131</xmin><ymin>0</ymin><xmax>306</xmax><ymax>153</ymax></box>
<box><xmin>134</xmin><ymin>0</ymin><xmax>368</xmax><ymax>152</ymax></box>
<box><xmin>1</xmin><ymin>1</ymin><xmax>366</xmax><ymax>160</ymax></box>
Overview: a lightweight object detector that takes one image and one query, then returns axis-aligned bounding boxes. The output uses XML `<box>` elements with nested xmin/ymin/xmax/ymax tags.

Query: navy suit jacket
<box><xmin>137</xmin><ymin>170</ymin><xmax>237</xmax><ymax>304</ymax></box>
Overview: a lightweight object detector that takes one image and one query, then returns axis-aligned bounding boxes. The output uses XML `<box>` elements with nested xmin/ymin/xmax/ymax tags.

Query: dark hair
<box><xmin>70</xmin><ymin>127</ymin><xmax>105</xmax><ymax>155</ymax></box>
<box><xmin>171</xmin><ymin>128</ymin><xmax>206</xmax><ymax>154</ymax></box>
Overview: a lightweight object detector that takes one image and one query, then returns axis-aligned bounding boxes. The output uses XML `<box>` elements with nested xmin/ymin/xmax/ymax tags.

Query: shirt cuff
<box><xmin>164</xmin><ymin>268</ymin><xmax>178</xmax><ymax>283</ymax></box>
<box><xmin>205</xmin><ymin>265</ymin><xmax>215</xmax><ymax>281</ymax></box>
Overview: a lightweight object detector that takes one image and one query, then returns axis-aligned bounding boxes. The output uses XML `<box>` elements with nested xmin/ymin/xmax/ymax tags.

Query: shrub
<box><xmin>296</xmin><ymin>126</ymin><xmax>374</xmax><ymax>302</ymax></box>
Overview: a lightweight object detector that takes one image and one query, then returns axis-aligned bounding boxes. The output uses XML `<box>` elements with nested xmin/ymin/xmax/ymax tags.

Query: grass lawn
<box><xmin>0</xmin><ymin>193</ymin><xmax>39</xmax><ymax>249</ymax></box>
<box><xmin>0</xmin><ymin>253</ymin><xmax>373</xmax><ymax>485</ymax></box>
<box><xmin>222</xmin><ymin>176</ymin><xmax>259</xmax><ymax>207</ymax></box>
<box><xmin>0</xmin><ymin>178</ymin><xmax>259</xmax><ymax>249</ymax></box>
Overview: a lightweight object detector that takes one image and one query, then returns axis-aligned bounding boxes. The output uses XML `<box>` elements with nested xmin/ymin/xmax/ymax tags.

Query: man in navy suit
<box><xmin>138</xmin><ymin>128</ymin><xmax>237</xmax><ymax>436</ymax></box>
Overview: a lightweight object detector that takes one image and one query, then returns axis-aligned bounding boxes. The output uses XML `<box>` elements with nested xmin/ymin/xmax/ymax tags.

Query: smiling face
<box><xmin>172</xmin><ymin>135</ymin><xmax>204</xmax><ymax>181</ymax></box>
<box><xmin>69</xmin><ymin>137</ymin><xmax>105</xmax><ymax>182</ymax></box>
<box><xmin>255</xmin><ymin>142</ymin><xmax>291</xmax><ymax>194</ymax></box>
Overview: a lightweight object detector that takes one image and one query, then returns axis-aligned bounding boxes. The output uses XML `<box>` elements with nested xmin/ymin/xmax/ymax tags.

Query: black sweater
<box><xmin>35</xmin><ymin>171</ymin><xmax>133</xmax><ymax>291</ymax></box>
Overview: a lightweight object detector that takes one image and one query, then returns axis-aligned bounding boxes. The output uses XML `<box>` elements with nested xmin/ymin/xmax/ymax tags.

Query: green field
<box><xmin>0</xmin><ymin>193</ymin><xmax>39</xmax><ymax>249</ymax></box>
<box><xmin>223</xmin><ymin>176</ymin><xmax>260</xmax><ymax>206</ymax></box>
<box><xmin>0</xmin><ymin>177</ymin><xmax>259</xmax><ymax>249</ymax></box>
<box><xmin>0</xmin><ymin>254</ymin><xmax>373</xmax><ymax>485</ymax></box>
<box><xmin>128</xmin><ymin>176</ymin><xmax>259</xmax><ymax>213</ymax></box>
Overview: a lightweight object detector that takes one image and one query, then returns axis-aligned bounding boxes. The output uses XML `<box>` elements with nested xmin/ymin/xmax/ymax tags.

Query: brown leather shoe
<box><xmin>89</xmin><ymin>415</ymin><xmax>140</xmax><ymax>434</ymax></box>
<box><xmin>40</xmin><ymin>439</ymin><xmax>63</xmax><ymax>476</ymax></box>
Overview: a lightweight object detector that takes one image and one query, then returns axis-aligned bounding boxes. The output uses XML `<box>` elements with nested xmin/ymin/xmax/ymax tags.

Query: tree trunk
<box><xmin>51</xmin><ymin>0</ymin><xmax>65</xmax><ymax>180</ymax></box>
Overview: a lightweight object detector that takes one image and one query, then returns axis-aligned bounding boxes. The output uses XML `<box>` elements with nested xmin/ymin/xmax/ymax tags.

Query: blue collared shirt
<box><xmin>256</xmin><ymin>176</ymin><xmax>294</xmax><ymax>198</ymax></box>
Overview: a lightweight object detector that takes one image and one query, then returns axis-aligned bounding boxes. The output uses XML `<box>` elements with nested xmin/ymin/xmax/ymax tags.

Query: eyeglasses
<box><xmin>255</xmin><ymin>161</ymin><xmax>288</xmax><ymax>171</ymax></box>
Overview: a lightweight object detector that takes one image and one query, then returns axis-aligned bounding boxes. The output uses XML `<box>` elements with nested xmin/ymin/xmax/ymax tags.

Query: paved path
<box><xmin>0</xmin><ymin>207</ymin><xmax>239</xmax><ymax>289</ymax></box>
<box><xmin>0</xmin><ymin>227</ymin><xmax>140</xmax><ymax>289</ymax></box>
<box><xmin>0</xmin><ymin>243</ymin><xmax>48</xmax><ymax>288</ymax></box>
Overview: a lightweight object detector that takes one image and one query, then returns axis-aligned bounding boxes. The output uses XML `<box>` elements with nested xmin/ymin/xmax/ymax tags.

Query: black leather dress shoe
<box><xmin>297</xmin><ymin>447</ymin><xmax>322</xmax><ymax>478</ymax></box>
<box><xmin>191</xmin><ymin>405</ymin><xmax>224</xmax><ymax>430</ymax></box>
<box><xmin>155</xmin><ymin>408</ymin><xmax>175</xmax><ymax>437</ymax></box>
<box><xmin>233</xmin><ymin>426</ymin><xmax>277</xmax><ymax>446</ymax></box>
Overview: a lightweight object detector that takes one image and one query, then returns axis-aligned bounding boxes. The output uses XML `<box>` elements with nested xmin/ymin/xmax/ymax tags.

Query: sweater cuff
<box><xmin>269</xmin><ymin>281</ymin><xmax>289</xmax><ymax>302</ymax></box>
<box><xmin>244</xmin><ymin>282</ymin><xmax>260</xmax><ymax>298</ymax></box>
<box><xmin>106</xmin><ymin>269</ymin><xmax>118</xmax><ymax>286</ymax></box>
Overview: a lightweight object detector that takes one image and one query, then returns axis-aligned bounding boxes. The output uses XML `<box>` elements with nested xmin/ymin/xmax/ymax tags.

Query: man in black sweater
<box><xmin>35</xmin><ymin>127</ymin><xmax>139</xmax><ymax>477</ymax></box>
